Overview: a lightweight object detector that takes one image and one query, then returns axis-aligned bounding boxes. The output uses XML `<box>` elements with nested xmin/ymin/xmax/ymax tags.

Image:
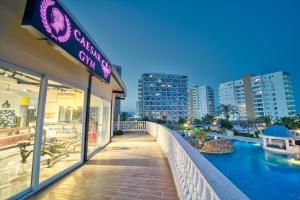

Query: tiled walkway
<box><xmin>29</xmin><ymin>133</ymin><xmax>178</xmax><ymax>200</ymax></box>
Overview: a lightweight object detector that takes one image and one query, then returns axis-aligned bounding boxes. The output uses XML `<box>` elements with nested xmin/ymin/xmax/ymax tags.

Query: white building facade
<box><xmin>260</xmin><ymin>72</ymin><xmax>296</xmax><ymax>117</ymax></box>
<box><xmin>137</xmin><ymin>73</ymin><xmax>188</xmax><ymax>122</ymax></box>
<box><xmin>218</xmin><ymin>71</ymin><xmax>296</xmax><ymax>121</ymax></box>
<box><xmin>189</xmin><ymin>85</ymin><xmax>215</xmax><ymax>119</ymax></box>
<box><xmin>218</xmin><ymin>80</ymin><xmax>246</xmax><ymax>120</ymax></box>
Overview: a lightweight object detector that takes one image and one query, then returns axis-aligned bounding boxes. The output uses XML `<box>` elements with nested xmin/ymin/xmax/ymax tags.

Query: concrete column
<box><xmin>19</xmin><ymin>96</ymin><xmax>30</xmax><ymax>128</ymax></box>
<box><xmin>268</xmin><ymin>138</ymin><xmax>272</xmax><ymax>144</ymax></box>
<box><xmin>263</xmin><ymin>137</ymin><xmax>267</xmax><ymax>147</ymax></box>
<box><xmin>285</xmin><ymin>139</ymin><xmax>289</xmax><ymax>149</ymax></box>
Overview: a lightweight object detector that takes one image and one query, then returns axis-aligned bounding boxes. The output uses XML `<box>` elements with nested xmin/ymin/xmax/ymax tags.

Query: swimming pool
<box><xmin>202</xmin><ymin>140</ymin><xmax>300</xmax><ymax>200</ymax></box>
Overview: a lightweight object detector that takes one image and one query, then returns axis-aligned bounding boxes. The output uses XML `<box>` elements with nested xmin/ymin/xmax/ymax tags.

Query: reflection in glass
<box><xmin>0</xmin><ymin>66</ymin><xmax>41</xmax><ymax>199</ymax></box>
<box><xmin>39</xmin><ymin>80</ymin><xmax>84</xmax><ymax>182</ymax></box>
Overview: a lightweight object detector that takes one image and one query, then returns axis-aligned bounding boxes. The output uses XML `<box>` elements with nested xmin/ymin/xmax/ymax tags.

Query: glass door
<box><xmin>87</xmin><ymin>95</ymin><xmax>111</xmax><ymax>155</ymax></box>
<box><xmin>88</xmin><ymin>94</ymin><xmax>103</xmax><ymax>153</ymax></box>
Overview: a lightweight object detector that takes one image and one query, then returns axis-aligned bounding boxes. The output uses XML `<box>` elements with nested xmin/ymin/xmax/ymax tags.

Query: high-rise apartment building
<box><xmin>137</xmin><ymin>73</ymin><xmax>188</xmax><ymax>122</ymax></box>
<box><xmin>219</xmin><ymin>79</ymin><xmax>246</xmax><ymax>120</ymax></box>
<box><xmin>218</xmin><ymin>71</ymin><xmax>296</xmax><ymax>120</ymax></box>
<box><xmin>189</xmin><ymin>85</ymin><xmax>215</xmax><ymax>119</ymax></box>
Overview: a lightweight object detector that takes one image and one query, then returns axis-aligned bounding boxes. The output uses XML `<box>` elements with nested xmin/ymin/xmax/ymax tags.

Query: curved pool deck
<box><xmin>29</xmin><ymin>133</ymin><xmax>178</xmax><ymax>200</ymax></box>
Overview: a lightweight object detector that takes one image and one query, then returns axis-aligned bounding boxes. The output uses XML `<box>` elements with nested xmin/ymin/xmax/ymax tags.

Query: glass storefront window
<box><xmin>0</xmin><ymin>65</ymin><xmax>113</xmax><ymax>198</ymax></box>
<box><xmin>39</xmin><ymin>80</ymin><xmax>84</xmax><ymax>182</ymax></box>
<box><xmin>88</xmin><ymin>95</ymin><xmax>111</xmax><ymax>154</ymax></box>
<box><xmin>0</xmin><ymin>66</ymin><xmax>41</xmax><ymax>199</ymax></box>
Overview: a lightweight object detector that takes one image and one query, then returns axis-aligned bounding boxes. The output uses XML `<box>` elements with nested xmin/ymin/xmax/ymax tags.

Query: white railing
<box><xmin>115</xmin><ymin>121</ymin><xmax>147</xmax><ymax>131</ymax></box>
<box><xmin>115</xmin><ymin>121</ymin><xmax>249</xmax><ymax>200</ymax></box>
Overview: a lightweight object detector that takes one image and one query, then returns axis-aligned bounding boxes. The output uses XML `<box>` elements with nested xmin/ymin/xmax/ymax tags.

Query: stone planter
<box><xmin>200</xmin><ymin>139</ymin><xmax>234</xmax><ymax>154</ymax></box>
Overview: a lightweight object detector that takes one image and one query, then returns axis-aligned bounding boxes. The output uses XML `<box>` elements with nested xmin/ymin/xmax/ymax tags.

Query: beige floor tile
<box><xmin>28</xmin><ymin>133</ymin><xmax>178</xmax><ymax>200</ymax></box>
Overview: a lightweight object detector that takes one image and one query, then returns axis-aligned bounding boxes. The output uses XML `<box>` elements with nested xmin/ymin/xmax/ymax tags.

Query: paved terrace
<box><xmin>29</xmin><ymin>133</ymin><xmax>178</xmax><ymax>200</ymax></box>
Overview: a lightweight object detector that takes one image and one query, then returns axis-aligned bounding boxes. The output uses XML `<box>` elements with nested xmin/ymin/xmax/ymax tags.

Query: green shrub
<box><xmin>189</xmin><ymin>140</ymin><xmax>196</xmax><ymax>147</ymax></box>
<box><xmin>114</xmin><ymin>130</ymin><xmax>123</xmax><ymax>135</ymax></box>
<box><xmin>233</xmin><ymin>130</ymin><xmax>254</xmax><ymax>138</ymax></box>
<box><xmin>233</xmin><ymin>129</ymin><xmax>239</xmax><ymax>136</ymax></box>
<box><xmin>254</xmin><ymin>130</ymin><xmax>260</xmax><ymax>138</ymax></box>
<box><xmin>175</xmin><ymin>126</ymin><xmax>182</xmax><ymax>131</ymax></box>
<box><xmin>220</xmin><ymin>119</ymin><xmax>233</xmax><ymax>129</ymax></box>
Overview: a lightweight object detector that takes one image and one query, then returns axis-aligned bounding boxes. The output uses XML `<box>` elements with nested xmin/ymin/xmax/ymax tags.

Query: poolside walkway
<box><xmin>28</xmin><ymin>133</ymin><xmax>178</xmax><ymax>200</ymax></box>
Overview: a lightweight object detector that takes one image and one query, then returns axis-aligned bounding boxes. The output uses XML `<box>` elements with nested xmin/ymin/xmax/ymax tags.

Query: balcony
<box><xmin>28</xmin><ymin>121</ymin><xmax>248</xmax><ymax>200</ymax></box>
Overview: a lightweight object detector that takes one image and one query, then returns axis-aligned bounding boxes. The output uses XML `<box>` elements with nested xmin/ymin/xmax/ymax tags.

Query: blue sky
<box><xmin>62</xmin><ymin>0</ymin><xmax>300</xmax><ymax>113</ymax></box>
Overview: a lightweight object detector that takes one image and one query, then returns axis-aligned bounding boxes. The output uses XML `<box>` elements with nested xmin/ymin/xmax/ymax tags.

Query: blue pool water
<box><xmin>202</xmin><ymin>140</ymin><xmax>300</xmax><ymax>200</ymax></box>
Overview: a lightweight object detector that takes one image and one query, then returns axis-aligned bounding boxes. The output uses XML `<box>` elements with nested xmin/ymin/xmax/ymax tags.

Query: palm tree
<box><xmin>259</xmin><ymin>115</ymin><xmax>272</xmax><ymax>127</ymax></box>
<box><xmin>280</xmin><ymin>117</ymin><xmax>297</xmax><ymax>129</ymax></box>
<box><xmin>193</xmin><ymin>118</ymin><xmax>201</xmax><ymax>124</ymax></box>
<box><xmin>218</xmin><ymin>104</ymin><xmax>239</xmax><ymax>121</ymax></box>
<box><xmin>194</xmin><ymin>131</ymin><xmax>209</xmax><ymax>146</ymax></box>
<box><xmin>295</xmin><ymin>114</ymin><xmax>300</xmax><ymax>129</ymax></box>
<box><xmin>202</xmin><ymin>114</ymin><xmax>214</xmax><ymax>124</ymax></box>
<box><xmin>296</xmin><ymin>115</ymin><xmax>300</xmax><ymax>129</ymax></box>
<box><xmin>120</xmin><ymin>112</ymin><xmax>129</xmax><ymax>121</ymax></box>
<box><xmin>178</xmin><ymin>117</ymin><xmax>187</xmax><ymax>124</ymax></box>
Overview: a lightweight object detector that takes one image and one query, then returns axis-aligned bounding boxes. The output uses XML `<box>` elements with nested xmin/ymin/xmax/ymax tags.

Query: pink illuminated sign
<box><xmin>22</xmin><ymin>0</ymin><xmax>112</xmax><ymax>82</ymax></box>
